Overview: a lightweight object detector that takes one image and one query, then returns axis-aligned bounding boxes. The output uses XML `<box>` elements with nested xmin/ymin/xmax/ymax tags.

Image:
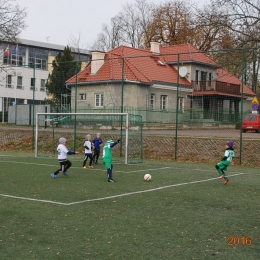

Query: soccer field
<box><xmin>0</xmin><ymin>153</ymin><xmax>259</xmax><ymax>259</ymax></box>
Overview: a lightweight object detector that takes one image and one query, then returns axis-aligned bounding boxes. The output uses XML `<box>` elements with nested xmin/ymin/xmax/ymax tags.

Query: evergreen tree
<box><xmin>46</xmin><ymin>46</ymin><xmax>80</xmax><ymax>106</ymax></box>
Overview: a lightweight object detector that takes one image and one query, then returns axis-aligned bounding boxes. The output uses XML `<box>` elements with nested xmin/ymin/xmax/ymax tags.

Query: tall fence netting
<box><xmin>1</xmin><ymin>46</ymin><xmax>260</xmax><ymax>166</ymax></box>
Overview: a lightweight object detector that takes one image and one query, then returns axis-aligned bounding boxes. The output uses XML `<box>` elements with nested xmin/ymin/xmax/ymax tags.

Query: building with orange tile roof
<box><xmin>66</xmin><ymin>42</ymin><xmax>255</xmax><ymax>123</ymax></box>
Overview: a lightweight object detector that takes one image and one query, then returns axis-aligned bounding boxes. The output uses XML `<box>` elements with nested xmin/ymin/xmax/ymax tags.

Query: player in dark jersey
<box><xmin>92</xmin><ymin>133</ymin><xmax>103</xmax><ymax>164</ymax></box>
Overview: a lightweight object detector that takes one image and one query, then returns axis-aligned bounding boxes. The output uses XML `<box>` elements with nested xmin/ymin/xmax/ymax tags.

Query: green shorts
<box><xmin>217</xmin><ymin>161</ymin><xmax>230</xmax><ymax>171</ymax></box>
<box><xmin>103</xmin><ymin>161</ymin><xmax>112</xmax><ymax>169</ymax></box>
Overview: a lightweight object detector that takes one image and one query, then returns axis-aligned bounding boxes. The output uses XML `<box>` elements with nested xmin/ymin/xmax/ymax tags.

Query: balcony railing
<box><xmin>192</xmin><ymin>80</ymin><xmax>240</xmax><ymax>95</ymax></box>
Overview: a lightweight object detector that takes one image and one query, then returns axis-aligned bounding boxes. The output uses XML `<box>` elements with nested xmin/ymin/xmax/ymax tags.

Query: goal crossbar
<box><xmin>35</xmin><ymin>112</ymin><xmax>130</xmax><ymax>164</ymax></box>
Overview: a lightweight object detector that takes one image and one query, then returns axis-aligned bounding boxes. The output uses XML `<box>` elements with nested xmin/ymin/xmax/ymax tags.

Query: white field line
<box><xmin>0</xmin><ymin>160</ymin><xmax>250</xmax><ymax>176</ymax></box>
<box><xmin>0</xmin><ymin>194</ymin><xmax>67</xmax><ymax>205</ymax></box>
<box><xmin>0</xmin><ymin>160</ymin><xmax>169</xmax><ymax>173</ymax></box>
<box><xmin>0</xmin><ymin>172</ymin><xmax>246</xmax><ymax>206</ymax></box>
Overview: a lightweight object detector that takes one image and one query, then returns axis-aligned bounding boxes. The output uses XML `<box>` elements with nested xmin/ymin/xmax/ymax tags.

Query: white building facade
<box><xmin>0</xmin><ymin>39</ymin><xmax>90</xmax><ymax>112</ymax></box>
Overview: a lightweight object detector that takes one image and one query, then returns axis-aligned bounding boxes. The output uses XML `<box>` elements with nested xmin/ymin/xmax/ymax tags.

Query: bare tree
<box><xmin>91</xmin><ymin>17</ymin><xmax>124</xmax><ymax>51</ymax></box>
<box><xmin>0</xmin><ymin>0</ymin><xmax>27</xmax><ymax>43</ymax></box>
<box><xmin>91</xmin><ymin>0</ymin><xmax>153</xmax><ymax>51</ymax></box>
<box><xmin>117</xmin><ymin>0</ymin><xmax>154</xmax><ymax>48</ymax></box>
<box><xmin>135</xmin><ymin>0</ymin><xmax>155</xmax><ymax>48</ymax></box>
<box><xmin>68</xmin><ymin>32</ymin><xmax>89</xmax><ymax>61</ymax></box>
<box><xmin>203</xmin><ymin>0</ymin><xmax>260</xmax><ymax>92</ymax></box>
<box><xmin>211</xmin><ymin>0</ymin><xmax>260</xmax><ymax>43</ymax></box>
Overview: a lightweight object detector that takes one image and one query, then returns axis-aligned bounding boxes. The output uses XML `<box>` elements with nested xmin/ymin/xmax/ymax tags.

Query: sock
<box><xmin>107</xmin><ymin>168</ymin><xmax>112</xmax><ymax>179</ymax></box>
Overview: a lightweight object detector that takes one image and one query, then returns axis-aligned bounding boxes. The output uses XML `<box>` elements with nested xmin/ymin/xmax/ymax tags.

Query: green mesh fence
<box><xmin>1</xmin><ymin>46</ymin><xmax>260</xmax><ymax>166</ymax></box>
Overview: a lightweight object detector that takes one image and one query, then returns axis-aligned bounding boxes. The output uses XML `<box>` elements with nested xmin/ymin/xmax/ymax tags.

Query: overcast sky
<box><xmin>18</xmin><ymin>0</ymin><xmax>208</xmax><ymax>48</ymax></box>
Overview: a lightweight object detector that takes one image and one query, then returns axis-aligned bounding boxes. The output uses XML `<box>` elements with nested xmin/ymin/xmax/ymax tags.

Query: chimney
<box><xmin>91</xmin><ymin>51</ymin><xmax>105</xmax><ymax>74</ymax></box>
<box><xmin>150</xmin><ymin>42</ymin><xmax>160</xmax><ymax>54</ymax></box>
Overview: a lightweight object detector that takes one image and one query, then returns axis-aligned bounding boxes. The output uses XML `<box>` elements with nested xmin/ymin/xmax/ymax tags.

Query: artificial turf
<box><xmin>0</xmin><ymin>154</ymin><xmax>259</xmax><ymax>259</ymax></box>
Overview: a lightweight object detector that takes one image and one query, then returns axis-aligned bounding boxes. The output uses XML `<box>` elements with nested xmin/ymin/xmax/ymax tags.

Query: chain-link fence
<box><xmin>1</xmin><ymin>46</ymin><xmax>260</xmax><ymax>166</ymax></box>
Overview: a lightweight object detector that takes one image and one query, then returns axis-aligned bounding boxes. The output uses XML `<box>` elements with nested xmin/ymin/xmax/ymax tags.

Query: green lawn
<box><xmin>0</xmin><ymin>154</ymin><xmax>259</xmax><ymax>259</ymax></box>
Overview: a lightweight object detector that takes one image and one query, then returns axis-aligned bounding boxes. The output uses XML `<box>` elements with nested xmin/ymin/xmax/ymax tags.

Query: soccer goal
<box><xmin>35</xmin><ymin>112</ymin><xmax>143</xmax><ymax>164</ymax></box>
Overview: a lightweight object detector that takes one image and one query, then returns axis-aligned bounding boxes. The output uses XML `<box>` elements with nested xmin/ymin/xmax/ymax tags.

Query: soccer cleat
<box><xmin>62</xmin><ymin>172</ymin><xmax>68</xmax><ymax>177</ymax></box>
<box><xmin>108</xmin><ymin>178</ymin><xmax>115</xmax><ymax>182</ymax></box>
<box><xmin>218</xmin><ymin>175</ymin><xmax>224</xmax><ymax>180</ymax></box>
<box><xmin>82</xmin><ymin>166</ymin><xmax>86</xmax><ymax>169</ymax></box>
<box><xmin>51</xmin><ymin>173</ymin><xmax>57</xmax><ymax>179</ymax></box>
<box><xmin>88</xmin><ymin>166</ymin><xmax>94</xmax><ymax>169</ymax></box>
<box><xmin>224</xmin><ymin>179</ymin><xmax>229</xmax><ymax>185</ymax></box>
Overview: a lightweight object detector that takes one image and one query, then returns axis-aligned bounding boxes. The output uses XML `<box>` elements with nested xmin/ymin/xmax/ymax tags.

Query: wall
<box><xmin>0</xmin><ymin>66</ymin><xmax>48</xmax><ymax>102</ymax></box>
<box><xmin>72</xmin><ymin>82</ymin><xmax>147</xmax><ymax>110</ymax></box>
<box><xmin>8</xmin><ymin>104</ymin><xmax>50</xmax><ymax>125</ymax></box>
<box><xmin>71</xmin><ymin>82</ymin><xmax>192</xmax><ymax>111</ymax></box>
<box><xmin>8</xmin><ymin>104</ymin><xmax>30</xmax><ymax>125</ymax></box>
<box><xmin>172</xmin><ymin>63</ymin><xmax>217</xmax><ymax>83</ymax></box>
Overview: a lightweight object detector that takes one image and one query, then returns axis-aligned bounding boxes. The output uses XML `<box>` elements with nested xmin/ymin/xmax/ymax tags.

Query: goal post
<box><xmin>35</xmin><ymin>112</ymin><xmax>143</xmax><ymax>164</ymax></box>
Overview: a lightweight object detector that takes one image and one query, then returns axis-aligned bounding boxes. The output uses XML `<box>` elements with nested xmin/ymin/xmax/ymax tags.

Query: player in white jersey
<box><xmin>51</xmin><ymin>137</ymin><xmax>79</xmax><ymax>179</ymax></box>
<box><xmin>82</xmin><ymin>134</ymin><xmax>94</xmax><ymax>169</ymax></box>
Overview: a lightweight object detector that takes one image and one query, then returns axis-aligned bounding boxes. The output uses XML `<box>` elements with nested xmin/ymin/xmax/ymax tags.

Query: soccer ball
<box><xmin>144</xmin><ymin>174</ymin><xmax>152</xmax><ymax>181</ymax></box>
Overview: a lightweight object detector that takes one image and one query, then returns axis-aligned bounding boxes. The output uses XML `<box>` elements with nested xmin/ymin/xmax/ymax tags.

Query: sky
<box><xmin>18</xmin><ymin>0</ymin><xmax>208</xmax><ymax>48</ymax></box>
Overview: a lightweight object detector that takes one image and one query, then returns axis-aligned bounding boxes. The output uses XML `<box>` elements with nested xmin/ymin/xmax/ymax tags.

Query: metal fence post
<box><xmin>32</xmin><ymin>64</ymin><xmax>36</xmax><ymax>151</ymax></box>
<box><xmin>239</xmin><ymin>49</ymin><xmax>245</xmax><ymax>165</ymax></box>
<box><xmin>74</xmin><ymin>61</ymin><xmax>78</xmax><ymax>151</ymax></box>
<box><xmin>174</xmin><ymin>54</ymin><xmax>180</xmax><ymax>160</ymax></box>
<box><xmin>120</xmin><ymin>57</ymin><xmax>125</xmax><ymax>157</ymax></box>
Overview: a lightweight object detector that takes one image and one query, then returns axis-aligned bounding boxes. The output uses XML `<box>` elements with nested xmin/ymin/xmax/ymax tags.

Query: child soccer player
<box><xmin>51</xmin><ymin>137</ymin><xmax>78</xmax><ymax>179</ymax></box>
<box><xmin>82</xmin><ymin>134</ymin><xmax>94</xmax><ymax>169</ymax></box>
<box><xmin>102</xmin><ymin>138</ymin><xmax>120</xmax><ymax>182</ymax></box>
<box><xmin>92</xmin><ymin>133</ymin><xmax>103</xmax><ymax>164</ymax></box>
<box><xmin>215</xmin><ymin>140</ymin><xmax>235</xmax><ymax>185</ymax></box>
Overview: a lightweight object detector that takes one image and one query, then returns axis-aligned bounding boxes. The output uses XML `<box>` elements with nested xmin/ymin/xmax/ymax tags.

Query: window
<box><xmin>178</xmin><ymin>97</ymin><xmax>184</xmax><ymax>112</ymax></box>
<box><xmin>245</xmin><ymin>115</ymin><xmax>256</xmax><ymax>120</ymax></box>
<box><xmin>30</xmin><ymin>78</ymin><xmax>36</xmax><ymax>90</ymax></box>
<box><xmin>197</xmin><ymin>99</ymin><xmax>202</xmax><ymax>108</ymax></box>
<box><xmin>195</xmin><ymin>70</ymin><xmax>199</xmax><ymax>84</ymax></box>
<box><xmin>17</xmin><ymin>76</ymin><xmax>23</xmax><ymax>89</ymax></box>
<box><xmin>150</xmin><ymin>94</ymin><xmax>155</xmax><ymax>110</ymax></box>
<box><xmin>79</xmin><ymin>93</ymin><xmax>86</xmax><ymax>100</ymax></box>
<box><xmin>40</xmin><ymin>79</ymin><xmax>46</xmax><ymax>91</ymax></box>
<box><xmin>217</xmin><ymin>100</ymin><xmax>223</xmax><ymax>109</ymax></box>
<box><xmin>6</xmin><ymin>75</ymin><xmax>12</xmax><ymax>88</ymax></box>
<box><xmin>95</xmin><ymin>94</ymin><xmax>103</xmax><ymax>107</ymax></box>
<box><xmin>160</xmin><ymin>95</ymin><xmax>167</xmax><ymax>110</ymax></box>
<box><xmin>28</xmin><ymin>47</ymin><xmax>48</xmax><ymax>70</ymax></box>
<box><xmin>201</xmin><ymin>71</ymin><xmax>207</xmax><ymax>81</ymax></box>
<box><xmin>1</xmin><ymin>44</ymin><xmax>26</xmax><ymax>66</ymax></box>
<box><xmin>208</xmin><ymin>72</ymin><xmax>212</xmax><ymax>87</ymax></box>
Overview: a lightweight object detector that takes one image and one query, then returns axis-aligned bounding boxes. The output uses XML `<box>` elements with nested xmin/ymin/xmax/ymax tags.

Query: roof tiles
<box><xmin>66</xmin><ymin>44</ymin><xmax>255</xmax><ymax>97</ymax></box>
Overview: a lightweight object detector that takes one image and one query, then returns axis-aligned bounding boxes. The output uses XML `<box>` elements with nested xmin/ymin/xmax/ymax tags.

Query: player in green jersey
<box><xmin>215</xmin><ymin>140</ymin><xmax>235</xmax><ymax>185</ymax></box>
<box><xmin>102</xmin><ymin>139</ymin><xmax>120</xmax><ymax>182</ymax></box>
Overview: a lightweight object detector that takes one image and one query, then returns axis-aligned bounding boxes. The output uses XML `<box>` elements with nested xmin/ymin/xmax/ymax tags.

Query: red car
<box><xmin>242</xmin><ymin>114</ymin><xmax>260</xmax><ymax>133</ymax></box>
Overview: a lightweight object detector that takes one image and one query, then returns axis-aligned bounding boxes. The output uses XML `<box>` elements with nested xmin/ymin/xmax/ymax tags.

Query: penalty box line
<box><xmin>66</xmin><ymin>172</ymin><xmax>246</xmax><ymax>205</ymax></box>
<box><xmin>0</xmin><ymin>172</ymin><xmax>247</xmax><ymax>206</ymax></box>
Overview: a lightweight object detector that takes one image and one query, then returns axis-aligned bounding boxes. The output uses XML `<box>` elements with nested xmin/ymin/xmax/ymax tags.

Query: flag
<box><xmin>12</xmin><ymin>44</ymin><xmax>18</xmax><ymax>55</ymax></box>
<box><xmin>4</xmin><ymin>46</ymin><xmax>9</xmax><ymax>57</ymax></box>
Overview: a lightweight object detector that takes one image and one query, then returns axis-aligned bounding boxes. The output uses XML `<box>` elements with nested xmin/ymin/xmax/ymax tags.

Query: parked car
<box><xmin>242</xmin><ymin>114</ymin><xmax>260</xmax><ymax>133</ymax></box>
